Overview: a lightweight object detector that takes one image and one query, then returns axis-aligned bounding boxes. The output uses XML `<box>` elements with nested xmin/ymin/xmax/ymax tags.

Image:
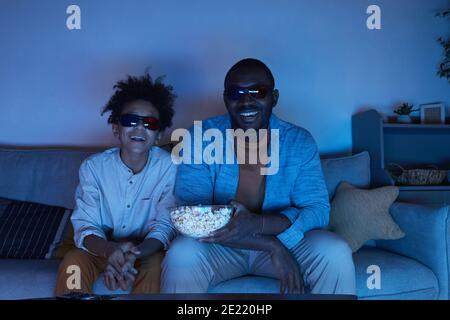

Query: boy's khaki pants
<box><xmin>55</xmin><ymin>248</ymin><xmax>164</xmax><ymax>295</ymax></box>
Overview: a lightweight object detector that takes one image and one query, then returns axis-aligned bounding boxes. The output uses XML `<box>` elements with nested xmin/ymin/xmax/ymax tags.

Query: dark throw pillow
<box><xmin>0</xmin><ymin>199</ymin><xmax>71</xmax><ymax>259</ymax></box>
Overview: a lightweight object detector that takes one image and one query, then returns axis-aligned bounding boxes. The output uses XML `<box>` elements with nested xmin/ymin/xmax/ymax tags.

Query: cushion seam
<box><xmin>358</xmin><ymin>286</ymin><xmax>438</xmax><ymax>299</ymax></box>
<box><xmin>322</xmin><ymin>151</ymin><xmax>368</xmax><ymax>162</ymax></box>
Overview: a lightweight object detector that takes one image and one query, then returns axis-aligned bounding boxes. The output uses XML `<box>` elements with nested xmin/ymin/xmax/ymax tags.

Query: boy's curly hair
<box><xmin>101</xmin><ymin>73</ymin><xmax>176</xmax><ymax>131</ymax></box>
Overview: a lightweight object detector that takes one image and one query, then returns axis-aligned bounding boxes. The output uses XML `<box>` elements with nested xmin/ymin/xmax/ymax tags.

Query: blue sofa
<box><xmin>0</xmin><ymin>148</ymin><xmax>449</xmax><ymax>299</ymax></box>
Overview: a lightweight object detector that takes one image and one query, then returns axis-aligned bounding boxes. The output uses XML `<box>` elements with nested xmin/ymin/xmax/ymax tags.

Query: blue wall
<box><xmin>0</xmin><ymin>0</ymin><xmax>449</xmax><ymax>154</ymax></box>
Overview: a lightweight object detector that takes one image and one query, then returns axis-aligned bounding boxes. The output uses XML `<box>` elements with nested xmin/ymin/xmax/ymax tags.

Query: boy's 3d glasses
<box><xmin>119</xmin><ymin>113</ymin><xmax>160</xmax><ymax>131</ymax></box>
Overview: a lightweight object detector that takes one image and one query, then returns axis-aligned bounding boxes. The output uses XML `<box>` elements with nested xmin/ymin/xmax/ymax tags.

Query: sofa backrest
<box><xmin>0</xmin><ymin>148</ymin><xmax>98</xmax><ymax>209</ymax></box>
<box><xmin>321</xmin><ymin>151</ymin><xmax>371</xmax><ymax>199</ymax></box>
<box><xmin>0</xmin><ymin>148</ymin><xmax>371</xmax><ymax>209</ymax></box>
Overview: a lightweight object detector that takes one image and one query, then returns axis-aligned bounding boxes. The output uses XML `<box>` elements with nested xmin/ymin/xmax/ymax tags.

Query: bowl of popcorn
<box><xmin>170</xmin><ymin>205</ymin><xmax>233</xmax><ymax>238</ymax></box>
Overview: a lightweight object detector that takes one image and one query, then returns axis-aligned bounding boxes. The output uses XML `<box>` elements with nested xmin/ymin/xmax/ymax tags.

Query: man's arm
<box><xmin>212</xmin><ymin>234</ymin><xmax>276</xmax><ymax>252</ymax></box>
<box><xmin>202</xmin><ymin>201</ymin><xmax>292</xmax><ymax>246</ymax></box>
<box><xmin>204</xmin><ymin>233</ymin><xmax>303</xmax><ymax>293</ymax></box>
<box><xmin>204</xmin><ymin>131</ymin><xmax>329</xmax><ymax>251</ymax></box>
<box><xmin>253</xmin><ymin>213</ymin><xmax>292</xmax><ymax>235</ymax></box>
<box><xmin>275</xmin><ymin>131</ymin><xmax>330</xmax><ymax>250</ymax></box>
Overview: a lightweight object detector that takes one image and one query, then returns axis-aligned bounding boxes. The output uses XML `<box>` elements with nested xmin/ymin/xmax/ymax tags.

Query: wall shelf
<box><xmin>352</xmin><ymin>109</ymin><xmax>450</xmax><ymax>206</ymax></box>
<box><xmin>383</xmin><ymin>123</ymin><xmax>450</xmax><ymax>130</ymax></box>
<box><xmin>398</xmin><ymin>185</ymin><xmax>450</xmax><ymax>191</ymax></box>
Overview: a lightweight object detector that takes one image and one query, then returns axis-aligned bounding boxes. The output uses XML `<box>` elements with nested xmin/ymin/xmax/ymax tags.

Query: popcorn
<box><xmin>170</xmin><ymin>205</ymin><xmax>233</xmax><ymax>238</ymax></box>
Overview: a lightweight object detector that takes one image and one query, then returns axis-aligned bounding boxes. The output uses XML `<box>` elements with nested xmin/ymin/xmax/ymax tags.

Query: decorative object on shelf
<box><xmin>436</xmin><ymin>8</ymin><xmax>449</xmax><ymax>83</ymax></box>
<box><xmin>387</xmin><ymin>163</ymin><xmax>447</xmax><ymax>186</ymax></box>
<box><xmin>420</xmin><ymin>103</ymin><xmax>446</xmax><ymax>124</ymax></box>
<box><xmin>393</xmin><ymin>103</ymin><xmax>419</xmax><ymax>123</ymax></box>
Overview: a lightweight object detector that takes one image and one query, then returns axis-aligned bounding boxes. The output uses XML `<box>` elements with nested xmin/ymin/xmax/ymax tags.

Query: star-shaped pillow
<box><xmin>328</xmin><ymin>181</ymin><xmax>405</xmax><ymax>252</ymax></box>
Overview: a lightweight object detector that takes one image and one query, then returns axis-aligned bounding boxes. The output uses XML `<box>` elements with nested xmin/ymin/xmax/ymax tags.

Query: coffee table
<box><xmin>34</xmin><ymin>293</ymin><xmax>357</xmax><ymax>300</ymax></box>
<box><xmin>114</xmin><ymin>293</ymin><xmax>357</xmax><ymax>300</ymax></box>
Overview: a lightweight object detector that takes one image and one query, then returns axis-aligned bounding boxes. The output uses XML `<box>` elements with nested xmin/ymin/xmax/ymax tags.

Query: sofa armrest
<box><xmin>376</xmin><ymin>202</ymin><xmax>450</xmax><ymax>300</ymax></box>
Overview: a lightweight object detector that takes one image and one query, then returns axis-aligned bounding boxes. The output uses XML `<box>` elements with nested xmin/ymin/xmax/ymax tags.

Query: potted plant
<box><xmin>436</xmin><ymin>9</ymin><xmax>449</xmax><ymax>84</ymax></box>
<box><xmin>394</xmin><ymin>103</ymin><xmax>419</xmax><ymax>123</ymax></box>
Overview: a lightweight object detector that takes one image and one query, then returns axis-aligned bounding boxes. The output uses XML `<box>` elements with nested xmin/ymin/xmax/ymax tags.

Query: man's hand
<box><xmin>270</xmin><ymin>243</ymin><xmax>304</xmax><ymax>294</ymax></box>
<box><xmin>200</xmin><ymin>201</ymin><xmax>262</xmax><ymax>244</ymax></box>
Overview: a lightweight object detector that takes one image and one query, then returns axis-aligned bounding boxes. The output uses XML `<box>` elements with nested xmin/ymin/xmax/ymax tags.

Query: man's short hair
<box><xmin>101</xmin><ymin>73</ymin><xmax>176</xmax><ymax>131</ymax></box>
<box><xmin>224</xmin><ymin>58</ymin><xmax>275</xmax><ymax>88</ymax></box>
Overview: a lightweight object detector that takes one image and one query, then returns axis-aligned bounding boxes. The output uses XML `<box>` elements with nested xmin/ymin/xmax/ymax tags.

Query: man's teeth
<box><xmin>240</xmin><ymin>111</ymin><xmax>259</xmax><ymax>117</ymax></box>
<box><xmin>130</xmin><ymin>136</ymin><xmax>146</xmax><ymax>141</ymax></box>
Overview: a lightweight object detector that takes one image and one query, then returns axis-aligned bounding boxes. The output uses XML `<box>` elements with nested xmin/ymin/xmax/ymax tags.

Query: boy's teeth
<box><xmin>131</xmin><ymin>136</ymin><xmax>145</xmax><ymax>141</ymax></box>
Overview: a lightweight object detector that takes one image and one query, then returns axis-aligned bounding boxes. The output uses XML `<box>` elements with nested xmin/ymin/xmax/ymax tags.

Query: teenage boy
<box><xmin>55</xmin><ymin>74</ymin><xmax>177</xmax><ymax>295</ymax></box>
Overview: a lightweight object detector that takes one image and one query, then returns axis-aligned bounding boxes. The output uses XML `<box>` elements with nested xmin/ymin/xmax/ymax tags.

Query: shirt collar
<box><xmin>115</xmin><ymin>147</ymin><xmax>154</xmax><ymax>177</ymax></box>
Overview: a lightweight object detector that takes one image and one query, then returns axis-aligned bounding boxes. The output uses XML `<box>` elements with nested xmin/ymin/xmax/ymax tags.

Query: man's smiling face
<box><xmin>224</xmin><ymin>64</ymin><xmax>278</xmax><ymax>131</ymax></box>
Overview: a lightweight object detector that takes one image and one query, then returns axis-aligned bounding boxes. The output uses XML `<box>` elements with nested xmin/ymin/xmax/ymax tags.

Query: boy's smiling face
<box><xmin>112</xmin><ymin>99</ymin><xmax>161</xmax><ymax>154</ymax></box>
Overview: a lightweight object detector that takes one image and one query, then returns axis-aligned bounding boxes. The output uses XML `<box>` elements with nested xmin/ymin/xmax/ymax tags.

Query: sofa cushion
<box><xmin>0</xmin><ymin>148</ymin><xmax>98</xmax><ymax>209</ymax></box>
<box><xmin>0</xmin><ymin>246</ymin><xmax>439</xmax><ymax>300</ymax></box>
<box><xmin>375</xmin><ymin>203</ymin><xmax>450</xmax><ymax>300</ymax></box>
<box><xmin>92</xmin><ymin>276</ymin><xmax>132</xmax><ymax>295</ymax></box>
<box><xmin>0</xmin><ymin>259</ymin><xmax>59</xmax><ymax>299</ymax></box>
<box><xmin>354</xmin><ymin>246</ymin><xmax>439</xmax><ymax>300</ymax></box>
<box><xmin>0</xmin><ymin>200</ymin><xmax>71</xmax><ymax>259</ymax></box>
<box><xmin>320</xmin><ymin>151</ymin><xmax>371</xmax><ymax>200</ymax></box>
<box><xmin>208</xmin><ymin>276</ymin><xmax>279</xmax><ymax>294</ymax></box>
<box><xmin>208</xmin><ymin>247</ymin><xmax>438</xmax><ymax>300</ymax></box>
<box><xmin>0</xmin><ymin>259</ymin><xmax>130</xmax><ymax>299</ymax></box>
<box><xmin>0</xmin><ymin>198</ymin><xmax>11</xmax><ymax>215</ymax></box>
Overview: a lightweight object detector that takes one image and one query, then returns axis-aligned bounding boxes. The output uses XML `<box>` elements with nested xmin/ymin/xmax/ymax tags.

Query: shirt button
<box><xmin>129</xmin><ymin>181</ymin><xmax>133</xmax><ymax>184</ymax></box>
<box><xmin>122</xmin><ymin>225</ymin><xmax>126</xmax><ymax>229</ymax></box>
<box><xmin>127</xmin><ymin>204</ymin><xmax>131</xmax><ymax>208</ymax></box>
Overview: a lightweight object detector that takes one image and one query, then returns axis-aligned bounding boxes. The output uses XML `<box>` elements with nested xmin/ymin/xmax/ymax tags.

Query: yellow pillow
<box><xmin>328</xmin><ymin>182</ymin><xmax>405</xmax><ymax>252</ymax></box>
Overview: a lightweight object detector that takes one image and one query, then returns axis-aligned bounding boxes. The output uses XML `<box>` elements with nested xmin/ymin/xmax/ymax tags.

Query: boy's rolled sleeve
<box><xmin>145</xmin><ymin>169</ymin><xmax>178</xmax><ymax>249</ymax></box>
<box><xmin>71</xmin><ymin>161</ymin><xmax>107</xmax><ymax>253</ymax></box>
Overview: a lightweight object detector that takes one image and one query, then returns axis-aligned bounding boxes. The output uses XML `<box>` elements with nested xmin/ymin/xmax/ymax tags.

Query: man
<box><xmin>162</xmin><ymin>58</ymin><xmax>355</xmax><ymax>294</ymax></box>
<box><xmin>55</xmin><ymin>74</ymin><xmax>177</xmax><ymax>295</ymax></box>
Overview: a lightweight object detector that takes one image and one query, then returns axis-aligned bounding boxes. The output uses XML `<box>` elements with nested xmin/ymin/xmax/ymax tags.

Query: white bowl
<box><xmin>170</xmin><ymin>205</ymin><xmax>233</xmax><ymax>238</ymax></box>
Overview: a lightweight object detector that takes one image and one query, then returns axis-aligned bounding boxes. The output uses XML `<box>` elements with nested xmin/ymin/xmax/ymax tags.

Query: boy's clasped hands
<box><xmin>103</xmin><ymin>242</ymin><xmax>141</xmax><ymax>291</ymax></box>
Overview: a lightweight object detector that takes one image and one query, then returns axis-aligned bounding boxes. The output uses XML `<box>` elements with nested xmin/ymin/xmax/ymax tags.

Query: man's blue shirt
<box><xmin>174</xmin><ymin>113</ymin><xmax>330</xmax><ymax>250</ymax></box>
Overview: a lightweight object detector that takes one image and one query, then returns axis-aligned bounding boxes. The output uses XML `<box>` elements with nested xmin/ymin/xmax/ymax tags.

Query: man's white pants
<box><xmin>161</xmin><ymin>230</ymin><xmax>356</xmax><ymax>294</ymax></box>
